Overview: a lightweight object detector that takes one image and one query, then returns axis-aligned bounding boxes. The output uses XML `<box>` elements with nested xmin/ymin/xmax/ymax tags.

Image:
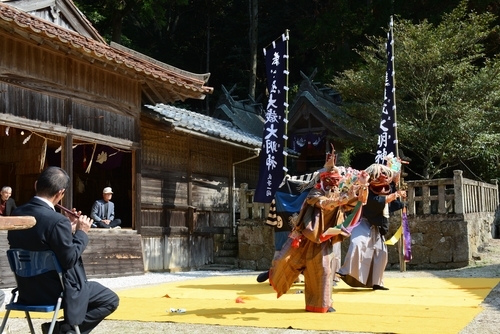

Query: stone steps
<box><xmin>210</xmin><ymin>234</ymin><xmax>239</xmax><ymax>269</ymax></box>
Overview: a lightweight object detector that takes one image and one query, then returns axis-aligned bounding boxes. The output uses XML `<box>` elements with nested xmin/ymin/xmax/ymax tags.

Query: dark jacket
<box><xmin>8</xmin><ymin>197</ymin><xmax>90</xmax><ymax>325</ymax></box>
<box><xmin>1</xmin><ymin>197</ymin><xmax>16</xmax><ymax>216</ymax></box>
<box><xmin>362</xmin><ymin>184</ymin><xmax>404</xmax><ymax>235</ymax></box>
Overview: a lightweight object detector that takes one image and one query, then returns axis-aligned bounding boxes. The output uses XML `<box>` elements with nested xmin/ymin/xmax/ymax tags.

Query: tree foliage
<box><xmin>332</xmin><ymin>1</ymin><xmax>500</xmax><ymax>180</ymax></box>
<box><xmin>74</xmin><ymin>0</ymin><xmax>500</xmax><ymax>180</ymax></box>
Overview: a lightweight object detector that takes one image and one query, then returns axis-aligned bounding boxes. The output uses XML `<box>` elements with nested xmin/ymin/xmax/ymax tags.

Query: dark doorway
<box><xmin>0</xmin><ymin>125</ymin><xmax>133</xmax><ymax>228</ymax></box>
<box><xmin>58</xmin><ymin>143</ymin><xmax>133</xmax><ymax>228</ymax></box>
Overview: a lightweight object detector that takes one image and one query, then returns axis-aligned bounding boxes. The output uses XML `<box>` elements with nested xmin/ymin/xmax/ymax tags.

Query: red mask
<box><xmin>318</xmin><ymin>172</ymin><xmax>341</xmax><ymax>190</ymax></box>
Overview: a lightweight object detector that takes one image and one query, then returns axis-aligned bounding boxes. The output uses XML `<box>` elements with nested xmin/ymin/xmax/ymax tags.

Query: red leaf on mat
<box><xmin>235</xmin><ymin>297</ymin><xmax>245</xmax><ymax>303</ymax></box>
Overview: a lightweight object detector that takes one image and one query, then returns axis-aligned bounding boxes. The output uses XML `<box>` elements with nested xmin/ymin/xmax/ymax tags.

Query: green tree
<box><xmin>75</xmin><ymin>0</ymin><xmax>189</xmax><ymax>44</ymax></box>
<box><xmin>332</xmin><ymin>1</ymin><xmax>500</xmax><ymax>180</ymax></box>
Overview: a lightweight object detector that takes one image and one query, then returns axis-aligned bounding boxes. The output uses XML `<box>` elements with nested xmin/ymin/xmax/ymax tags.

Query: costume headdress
<box><xmin>297</xmin><ymin>144</ymin><xmax>337</xmax><ymax>192</ymax></box>
<box><xmin>365</xmin><ymin>163</ymin><xmax>396</xmax><ymax>195</ymax></box>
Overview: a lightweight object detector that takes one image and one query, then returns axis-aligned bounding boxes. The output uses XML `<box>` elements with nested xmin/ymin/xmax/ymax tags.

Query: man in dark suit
<box><xmin>8</xmin><ymin>167</ymin><xmax>119</xmax><ymax>334</ymax></box>
<box><xmin>0</xmin><ymin>186</ymin><xmax>16</xmax><ymax>216</ymax></box>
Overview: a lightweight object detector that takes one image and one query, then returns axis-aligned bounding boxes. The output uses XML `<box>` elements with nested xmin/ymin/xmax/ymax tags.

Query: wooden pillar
<box><xmin>239</xmin><ymin>183</ymin><xmax>249</xmax><ymax>220</ymax></box>
<box><xmin>61</xmin><ymin>98</ymin><xmax>74</xmax><ymax>209</ymax></box>
<box><xmin>187</xmin><ymin>140</ymin><xmax>193</xmax><ymax>234</ymax></box>
<box><xmin>453</xmin><ymin>170</ymin><xmax>464</xmax><ymax>214</ymax></box>
<box><xmin>61</xmin><ymin>134</ymin><xmax>73</xmax><ymax>209</ymax></box>
<box><xmin>132</xmin><ymin>148</ymin><xmax>141</xmax><ymax>231</ymax></box>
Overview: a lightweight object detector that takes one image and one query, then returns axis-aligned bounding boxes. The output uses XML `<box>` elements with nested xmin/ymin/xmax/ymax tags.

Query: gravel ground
<box><xmin>2</xmin><ymin>239</ymin><xmax>500</xmax><ymax>334</ymax></box>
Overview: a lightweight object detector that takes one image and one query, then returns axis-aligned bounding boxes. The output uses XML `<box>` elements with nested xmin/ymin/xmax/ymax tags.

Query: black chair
<box><xmin>0</xmin><ymin>249</ymin><xmax>80</xmax><ymax>334</ymax></box>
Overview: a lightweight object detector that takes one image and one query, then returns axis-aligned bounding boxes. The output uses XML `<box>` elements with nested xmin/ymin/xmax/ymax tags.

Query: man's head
<box><xmin>102</xmin><ymin>187</ymin><xmax>113</xmax><ymax>202</ymax></box>
<box><xmin>1</xmin><ymin>186</ymin><xmax>12</xmax><ymax>201</ymax></box>
<box><xmin>35</xmin><ymin>167</ymin><xmax>70</xmax><ymax>199</ymax></box>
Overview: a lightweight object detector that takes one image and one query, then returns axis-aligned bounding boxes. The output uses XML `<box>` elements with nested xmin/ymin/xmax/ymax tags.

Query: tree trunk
<box><xmin>248</xmin><ymin>0</ymin><xmax>258</xmax><ymax>99</ymax></box>
<box><xmin>111</xmin><ymin>15</ymin><xmax>123</xmax><ymax>43</ymax></box>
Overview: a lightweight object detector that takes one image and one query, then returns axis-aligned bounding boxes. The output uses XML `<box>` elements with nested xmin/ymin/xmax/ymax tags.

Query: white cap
<box><xmin>103</xmin><ymin>187</ymin><xmax>113</xmax><ymax>194</ymax></box>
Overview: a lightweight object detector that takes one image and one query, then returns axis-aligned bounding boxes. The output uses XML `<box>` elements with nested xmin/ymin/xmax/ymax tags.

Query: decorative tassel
<box><xmin>40</xmin><ymin>138</ymin><xmax>47</xmax><ymax>171</ymax></box>
<box><xmin>85</xmin><ymin>143</ymin><xmax>97</xmax><ymax>174</ymax></box>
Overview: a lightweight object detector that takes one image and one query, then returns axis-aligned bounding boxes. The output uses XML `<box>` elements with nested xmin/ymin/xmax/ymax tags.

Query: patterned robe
<box><xmin>269</xmin><ymin>188</ymin><xmax>347</xmax><ymax>313</ymax></box>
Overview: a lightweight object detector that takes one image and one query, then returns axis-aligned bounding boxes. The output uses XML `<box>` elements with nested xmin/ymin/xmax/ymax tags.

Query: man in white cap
<box><xmin>90</xmin><ymin>187</ymin><xmax>121</xmax><ymax>229</ymax></box>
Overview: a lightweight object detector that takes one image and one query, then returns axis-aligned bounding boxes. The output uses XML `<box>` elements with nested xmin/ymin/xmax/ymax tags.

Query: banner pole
<box><xmin>284</xmin><ymin>29</ymin><xmax>290</xmax><ymax>172</ymax></box>
<box><xmin>389</xmin><ymin>16</ymin><xmax>405</xmax><ymax>272</ymax></box>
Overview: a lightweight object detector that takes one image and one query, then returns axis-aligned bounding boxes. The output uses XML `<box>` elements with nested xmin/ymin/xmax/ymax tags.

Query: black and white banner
<box><xmin>254</xmin><ymin>33</ymin><xmax>289</xmax><ymax>203</ymax></box>
<box><xmin>375</xmin><ymin>18</ymin><xmax>397</xmax><ymax>164</ymax></box>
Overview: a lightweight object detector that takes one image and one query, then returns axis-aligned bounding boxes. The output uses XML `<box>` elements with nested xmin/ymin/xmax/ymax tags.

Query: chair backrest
<box><xmin>7</xmin><ymin>249</ymin><xmax>62</xmax><ymax>279</ymax></box>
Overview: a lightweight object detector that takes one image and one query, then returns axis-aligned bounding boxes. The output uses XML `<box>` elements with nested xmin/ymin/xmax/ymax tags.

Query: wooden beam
<box><xmin>0</xmin><ymin>114</ymin><xmax>137</xmax><ymax>149</ymax></box>
<box><xmin>0</xmin><ymin>216</ymin><xmax>36</xmax><ymax>230</ymax></box>
<box><xmin>144</xmin><ymin>81</ymin><xmax>167</xmax><ymax>104</ymax></box>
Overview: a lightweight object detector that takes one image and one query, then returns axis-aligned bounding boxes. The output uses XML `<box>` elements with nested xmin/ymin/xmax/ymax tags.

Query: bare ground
<box><xmin>3</xmin><ymin>239</ymin><xmax>500</xmax><ymax>334</ymax></box>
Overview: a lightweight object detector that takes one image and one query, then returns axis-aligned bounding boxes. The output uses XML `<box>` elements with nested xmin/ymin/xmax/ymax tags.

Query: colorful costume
<box><xmin>269</xmin><ymin>169</ymin><xmax>368</xmax><ymax>312</ymax></box>
<box><xmin>338</xmin><ymin>163</ymin><xmax>405</xmax><ymax>290</ymax></box>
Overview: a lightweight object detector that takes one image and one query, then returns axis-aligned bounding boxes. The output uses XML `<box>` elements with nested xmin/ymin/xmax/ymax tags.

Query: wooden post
<box><xmin>453</xmin><ymin>170</ymin><xmax>464</xmax><ymax>215</ymax></box>
<box><xmin>239</xmin><ymin>184</ymin><xmax>248</xmax><ymax>220</ymax></box>
<box><xmin>61</xmin><ymin>134</ymin><xmax>73</xmax><ymax>209</ymax></box>
<box><xmin>187</xmin><ymin>147</ymin><xmax>193</xmax><ymax>234</ymax></box>
<box><xmin>132</xmin><ymin>148</ymin><xmax>141</xmax><ymax>231</ymax></box>
<box><xmin>0</xmin><ymin>216</ymin><xmax>36</xmax><ymax>230</ymax></box>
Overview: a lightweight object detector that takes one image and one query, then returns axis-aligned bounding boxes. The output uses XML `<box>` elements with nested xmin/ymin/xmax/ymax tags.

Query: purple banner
<box><xmin>375</xmin><ymin>21</ymin><xmax>397</xmax><ymax>164</ymax></box>
<box><xmin>254</xmin><ymin>35</ymin><xmax>288</xmax><ymax>203</ymax></box>
<box><xmin>402</xmin><ymin>210</ymin><xmax>412</xmax><ymax>262</ymax></box>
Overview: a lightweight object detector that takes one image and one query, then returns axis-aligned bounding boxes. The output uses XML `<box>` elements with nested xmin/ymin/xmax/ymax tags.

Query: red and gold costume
<box><xmin>269</xmin><ymin>169</ymin><xmax>368</xmax><ymax>312</ymax></box>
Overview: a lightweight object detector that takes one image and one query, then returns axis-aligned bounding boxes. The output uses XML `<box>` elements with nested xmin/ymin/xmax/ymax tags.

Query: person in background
<box><xmin>0</xmin><ymin>186</ymin><xmax>16</xmax><ymax>216</ymax></box>
<box><xmin>8</xmin><ymin>167</ymin><xmax>119</xmax><ymax>334</ymax></box>
<box><xmin>90</xmin><ymin>187</ymin><xmax>121</xmax><ymax>229</ymax></box>
<box><xmin>337</xmin><ymin>163</ymin><xmax>406</xmax><ymax>290</ymax></box>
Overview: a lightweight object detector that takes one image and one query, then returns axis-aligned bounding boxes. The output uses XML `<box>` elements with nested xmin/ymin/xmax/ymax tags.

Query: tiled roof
<box><xmin>0</xmin><ymin>2</ymin><xmax>213</xmax><ymax>98</ymax></box>
<box><xmin>213</xmin><ymin>85</ymin><xmax>265</xmax><ymax>138</ymax></box>
<box><xmin>145</xmin><ymin>104</ymin><xmax>262</xmax><ymax>148</ymax></box>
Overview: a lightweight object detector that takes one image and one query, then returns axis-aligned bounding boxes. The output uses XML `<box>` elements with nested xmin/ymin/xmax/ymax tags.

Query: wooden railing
<box><xmin>406</xmin><ymin>170</ymin><xmax>499</xmax><ymax>215</ymax></box>
<box><xmin>239</xmin><ymin>170</ymin><xmax>500</xmax><ymax>218</ymax></box>
<box><xmin>239</xmin><ymin>183</ymin><xmax>269</xmax><ymax>220</ymax></box>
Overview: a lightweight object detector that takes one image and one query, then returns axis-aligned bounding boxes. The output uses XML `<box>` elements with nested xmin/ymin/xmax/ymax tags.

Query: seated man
<box><xmin>90</xmin><ymin>187</ymin><xmax>121</xmax><ymax>229</ymax></box>
<box><xmin>9</xmin><ymin>167</ymin><xmax>119</xmax><ymax>334</ymax></box>
<box><xmin>0</xmin><ymin>186</ymin><xmax>16</xmax><ymax>216</ymax></box>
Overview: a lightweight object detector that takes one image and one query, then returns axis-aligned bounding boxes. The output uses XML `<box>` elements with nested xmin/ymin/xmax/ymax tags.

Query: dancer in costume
<box><xmin>337</xmin><ymin>162</ymin><xmax>406</xmax><ymax>290</ymax></box>
<box><xmin>266</xmin><ymin>167</ymin><xmax>369</xmax><ymax>313</ymax></box>
<box><xmin>257</xmin><ymin>152</ymin><xmax>337</xmax><ymax>284</ymax></box>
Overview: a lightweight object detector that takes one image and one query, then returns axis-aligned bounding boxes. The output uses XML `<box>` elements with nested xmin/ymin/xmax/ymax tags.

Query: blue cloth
<box><xmin>273</xmin><ymin>190</ymin><xmax>309</xmax><ymax>232</ymax></box>
<box><xmin>274</xmin><ymin>231</ymin><xmax>289</xmax><ymax>251</ymax></box>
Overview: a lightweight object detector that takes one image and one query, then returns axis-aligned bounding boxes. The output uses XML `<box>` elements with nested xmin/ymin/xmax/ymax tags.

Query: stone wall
<box><xmin>237</xmin><ymin>172</ymin><xmax>499</xmax><ymax>271</ymax></box>
<box><xmin>238</xmin><ymin>211</ymin><xmax>496</xmax><ymax>271</ymax></box>
<box><xmin>237</xmin><ymin>219</ymin><xmax>274</xmax><ymax>270</ymax></box>
<box><xmin>383</xmin><ymin>211</ymin><xmax>494</xmax><ymax>270</ymax></box>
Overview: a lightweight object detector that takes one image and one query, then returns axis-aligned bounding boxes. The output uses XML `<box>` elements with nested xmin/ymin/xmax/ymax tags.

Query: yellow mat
<box><xmin>3</xmin><ymin>276</ymin><xmax>498</xmax><ymax>333</ymax></box>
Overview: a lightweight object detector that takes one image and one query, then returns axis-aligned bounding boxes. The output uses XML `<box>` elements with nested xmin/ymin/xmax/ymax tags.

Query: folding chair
<box><xmin>0</xmin><ymin>249</ymin><xmax>80</xmax><ymax>334</ymax></box>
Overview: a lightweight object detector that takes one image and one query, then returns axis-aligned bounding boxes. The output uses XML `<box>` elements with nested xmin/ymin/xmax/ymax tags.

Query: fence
<box><xmin>240</xmin><ymin>170</ymin><xmax>500</xmax><ymax>219</ymax></box>
<box><xmin>406</xmin><ymin>170</ymin><xmax>499</xmax><ymax>215</ymax></box>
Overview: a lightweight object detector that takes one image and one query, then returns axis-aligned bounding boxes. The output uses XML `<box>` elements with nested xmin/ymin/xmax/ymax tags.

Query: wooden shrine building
<box><xmin>0</xmin><ymin>0</ymin><xmax>262</xmax><ymax>282</ymax></box>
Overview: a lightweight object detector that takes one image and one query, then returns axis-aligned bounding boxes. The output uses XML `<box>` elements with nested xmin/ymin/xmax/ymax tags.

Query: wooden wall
<box><xmin>0</xmin><ymin>32</ymin><xmax>140</xmax><ymax>115</ymax></box>
<box><xmin>0</xmin><ymin>30</ymin><xmax>140</xmax><ymax>226</ymax></box>
<box><xmin>0</xmin><ymin>230</ymin><xmax>144</xmax><ymax>288</ymax></box>
<box><xmin>0</xmin><ymin>31</ymin><xmax>140</xmax><ymax>144</ymax></box>
<box><xmin>0</xmin><ymin>81</ymin><xmax>138</xmax><ymax>143</ymax></box>
<box><xmin>0</xmin><ymin>127</ymin><xmax>57</xmax><ymax>205</ymax></box>
<box><xmin>139</xmin><ymin>125</ymin><xmax>260</xmax><ymax>271</ymax></box>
